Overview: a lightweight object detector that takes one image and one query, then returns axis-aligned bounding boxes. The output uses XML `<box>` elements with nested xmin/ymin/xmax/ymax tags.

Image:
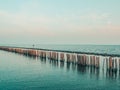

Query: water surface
<box><xmin>0</xmin><ymin>50</ymin><xmax>120</xmax><ymax>90</ymax></box>
<box><xmin>4</xmin><ymin>44</ymin><xmax>120</xmax><ymax>55</ymax></box>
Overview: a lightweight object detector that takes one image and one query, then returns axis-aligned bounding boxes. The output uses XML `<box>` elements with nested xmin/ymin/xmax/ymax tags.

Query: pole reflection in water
<box><xmin>24</xmin><ymin>54</ymin><xmax>119</xmax><ymax>80</ymax></box>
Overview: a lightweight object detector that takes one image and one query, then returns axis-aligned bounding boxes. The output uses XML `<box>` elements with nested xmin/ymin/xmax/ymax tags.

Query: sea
<box><xmin>0</xmin><ymin>45</ymin><xmax>120</xmax><ymax>90</ymax></box>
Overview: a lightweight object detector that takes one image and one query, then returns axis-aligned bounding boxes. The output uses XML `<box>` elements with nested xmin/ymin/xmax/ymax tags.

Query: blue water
<box><xmin>4</xmin><ymin>44</ymin><xmax>120</xmax><ymax>55</ymax></box>
<box><xmin>0</xmin><ymin>50</ymin><xmax>120</xmax><ymax>90</ymax></box>
<box><xmin>35</xmin><ymin>45</ymin><xmax>120</xmax><ymax>55</ymax></box>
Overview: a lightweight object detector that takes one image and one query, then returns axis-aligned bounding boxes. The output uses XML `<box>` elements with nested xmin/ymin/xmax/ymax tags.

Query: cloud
<box><xmin>0</xmin><ymin>1</ymin><xmax>120</xmax><ymax>44</ymax></box>
<box><xmin>0</xmin><ymin>8</ymin><xmax>55</xmax><ymax>37</ymax></box>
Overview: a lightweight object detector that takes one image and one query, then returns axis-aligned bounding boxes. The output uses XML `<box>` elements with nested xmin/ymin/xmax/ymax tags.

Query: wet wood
<box><xmin>47</xmin><ymin>51</ymin><xmax>51</xmax><ymax>59</ymax></box>
<box><xmin>83</xmin><ymin>55</ymin><xmax>86</xmax><ymax>66</ymax></box>
<box><xmin>36</xmin><ymin>50</ymin><xmax>40</xmax><ymax>56</ymax></box>
<box><xmin>71</xmin><ymin>54</ymin><xmax>77</xmax><ymax>63</ymax></box>
<box><xmin>42</xmin><ymin>51</ymin><xmax>46</xmax><ymax>58</ymax></box>
<box><xmin>77</xmin><ymin>54</ymin><xmax>86</xmax><ymax>66</ymax></box>
<box><xmin>0</xmin><ymin>46</ymin><xmax>119</xmax><ymax>72</ymax></box>
<box><xmin>66</xmin><ymin>53</ymin><xmax>71</xmax><ymax>62</ymax></box>
<box><xmin>51</xmin><ymin>52</ymin><xmax>58</xmax><ymax>60</ymax></box>
<box><xmin>109</xmin><ymin>57</ymin><xmax>112</xmax><ymax>70</ymax></box>
<box><xmin>60</xmin><ymin>53</ymin><xmax>64</xmax><ymax>61</ymax></box>
<box><xmin>114</xmin><ymin>59</ymin><xmax>117</xmax><ymax>71</ymax></box>
<box><xmin>23</xmin><ymin>49</ymin><xmax>28</xmax><ymax>55</ymax></box>
<box><xmin>27</xmin><ymin>49</ymin><xmax>37</xmax><ymax>56</ymax></box>
<box><xmin>90</xmin><ymin>56</ymin><xmax>93</xmax><ymax>66</ymax></box>
<box><xmin>106</xmin><ymin>58</ymin><xmax>109</xmax><ymax>69</ymax></box>
<box><xmin>87</xmin><ymin>56</ymin><xmax>90</xmax><ymax>66</ymax></box>
<box><xmin>95</xmin><ymin>56</ymin><xmax>100</xmax><ymax>68</ymax></box>
<box><xmin>119</xmin><ymin>59</ymin><xmax>120</xmax><ymax>71</ymax></box>
<box><xmin>77</xmin><ymin>55</ymin><xmax>79</xmax><ymax>64</ymax></box>
<box><xmin>38</xmin><ymin>50</ymin><xmax>46</xmax><ymax>58</ymax></box>
<box><xmin>93</xmin><ymin>56</ymin><xmax>95</xmax><ymax>67</ymax></box>
<box><xmin>112</xmin><ymin>59</ymin><xmax>114</xmax><ymax>70</ymax></box>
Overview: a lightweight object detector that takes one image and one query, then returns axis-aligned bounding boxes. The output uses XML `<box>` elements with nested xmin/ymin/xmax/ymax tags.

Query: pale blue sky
<box><xmin>0</xmin><ymin>0</ymin><xmax>120</xmax><ymax>45</ymax></box>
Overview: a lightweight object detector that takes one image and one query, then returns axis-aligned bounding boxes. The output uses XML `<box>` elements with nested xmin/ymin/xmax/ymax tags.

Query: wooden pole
<box><xmin>119</xmin><ymin>59</ymin><xmax>120</xmax><ymax>71</ymax></box>
<box><xmin>93</xmin><ymin>56</ymin><xmax>95</xmax><ymax>67</ymax></box>
<box><xmin>66</xmin><ymin>53</ymin><xmax>71</xmax><ymax>63</ymax></box>
<box><xmin>90</xmin><ymin>56</ymin><xmax>92</xmax><ymax>66</ymax></box>
<box><xmin>77</xmin><ymin>54</ymin><xmax>81</xmax><ymax>65</ymax></box>
<box><xmin>115</xmin><ymin>58</ymin><xmax>117</xmax><ymax>71</ymax></box>
<box><xmin>95</xmin><ymin>57</ymin><xmax>99</xmax><ymax>68</ymax></box>
<box><xmin>109</xmin><ymin>57</ymin><xmax>112</xmax><ymax>70</ymax></box>
<box><xmin>60</xmin><ymin>53</ymin><xmax>64</xmax><ymax>62</ymax></box>
<box><xmin>112</xmin><ymin>58</ymin><xmax>114</xmax><ymax>71</ymax></box>
<box><xmin>71</xmin><ymin>54</ymin><xmax>76</xmax><ymax>63</ymax></box>
<box><xmin>106</xmin><ymin>58</ymin><xmax>108</xmax><ymax>69</ymax></box>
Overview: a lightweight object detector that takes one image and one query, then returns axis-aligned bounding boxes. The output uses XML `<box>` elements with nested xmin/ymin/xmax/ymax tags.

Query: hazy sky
<box><xmin>0</xmin><ymin>0</ymin><xmax>120</xmax><ymax>45</ymax></box>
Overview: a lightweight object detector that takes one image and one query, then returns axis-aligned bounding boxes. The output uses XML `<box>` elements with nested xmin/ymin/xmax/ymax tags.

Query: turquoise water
<box><xmin>0</xmin><ymin>50</ymin><xmax>120</xmax><ymax>90</ymax></box>
<box><xmin>4</xmin><ymin>44</ymin><xmax>120</xmax><ymax>55</ymax></box>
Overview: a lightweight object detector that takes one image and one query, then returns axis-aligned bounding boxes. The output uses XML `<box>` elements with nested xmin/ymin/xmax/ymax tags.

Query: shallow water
<box><xmin>0</xmin><ymin>50</ymin><xmax>120</xmax><ymax>90</ymax></box>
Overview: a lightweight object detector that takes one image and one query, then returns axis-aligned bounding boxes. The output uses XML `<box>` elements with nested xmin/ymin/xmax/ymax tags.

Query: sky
<box><xmin>0</xmin><ymin>0</ymin><xmax>120</xmax><ymax>45</ymax></box>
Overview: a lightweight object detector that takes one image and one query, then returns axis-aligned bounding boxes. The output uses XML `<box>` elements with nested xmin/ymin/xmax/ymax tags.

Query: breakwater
<box><xmin>0</xmin><ymin>46</ymin><xmax>120</xmax><ymax>73</ymax></box>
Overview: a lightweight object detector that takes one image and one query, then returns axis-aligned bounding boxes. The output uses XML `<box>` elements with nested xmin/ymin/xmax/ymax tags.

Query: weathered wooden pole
<box><xmin>39</xmin><ymin>50</ymin><xmax>46</xmax><ymax>58</ymax></box>
<box><xmin>77</xmin><ymin>54</ymin><xmax>81</xmax><ymax>65</ymax></box>
<box><xmin>23</xmin><ymin>49</ymin><xmax>28</xmax><ymax>55</ymax></box>
<box><xmin>88</xmin><ymin>55</ymin><xmax>90</xmax><ymax>66</ymax></box>
<box><xmin>56</xmin><ymin>52</ymin><xmax>58</xmax><ymax>60</ymax></box>
<box><xmin>28</xmin><ymin>49</ymin><xmax>38</xmax><ymax>56</ymax></box>
<box><xmin>81</xmin><ymin>55</ymin><xmax>83</xmax><ymax>65</ymax></box>
<box><xmin>114</xmin><ymin>58</ymin><xmax>117</xmax><ymax>71</ymax></box>
<box><xmin>97</xmin><ymin>57</ymin><xmax>100</xmax><ymax>68</ymax></box>
<box><xmin>66</xmin><ymin>53</ymin><xmax>71</xmax><ymax>63</ymax></box>
<box><xmin>51</xmin><ymin>51</ymin><xmax>58</xmax><ymax>60</ymax></box>
<box><xmin>51</xmin><ymin>51</ymin><xmax>54</xmax><ymax>60</ymax></box>
<box><xmin>60</xmin><ymin>52</ymin><xmax>65</xmax><ymax>62</ymax></box>
<box><xmin>18</xmin><ymin>48</ymin><xmax>24</xmax><ymax>54</ymax></box>
<box><xmin>77</xmin><ymin>54</ymin><xmax>86</xmax><ymax>66</ymax></box>
<box><xmin>83</xmin><ymin>55</ymin><xmax>86</xmax><ymax>66</ymax></box>
<box><xmin>32</xmin><ymin>50</ymin><xmax>37</xmax><ymax>56</ymax></box>
<box><xmin>106</xmin><ymin>58</ymin><xmax>109</xmax><ymax>69</ymax></box>
<box><xmin>109</xmin><ymin>57</ymin><xmax>112</xmax><ymax>70</ymax></box>
<box><xmin>93</xmin><ymin>56</ymin><xmax>95</xmax><ymax>67</ymax></box>
<box><xmin>71</xmin><ymin>54</ymin><xmax>77</xmax><ymax>63</ymax></box>
<box><xmin>85</xmin><ymin>55</ymin><xmax>87</xmax><ymax>66</ymax></box>
<box><xmin>112</xmin><ymin>58</ymin><xmax>114</xmax><ymax>71</ymax></box>
<box><xmin>47</xmin><ymin>51</ymin><xmax>51</xmax><ymax>59</ymax></box>
<box><xmin>95</xmin><ymin>56</ymin><xmax>100</xmax><ymax>68</ymax></box>
<box><xmin>118</xmin><ymin>59</ymin><xmax>120</xmax><ymax>72</ymax></box>
<box><xmin>42</xmin><ymin>51</ymin><xmax>46</xmax><ymax>58</ymax></box>
<box><xmin>86</xmin><ymin>56</ymin><xmax>88</xmax><ymax>66</ymax></box>
<box><xmin>102</xmin><ymin>58</ymin><xmax>106</xmax><ymax>70</ymax></box>
<box><xmin>119</xmin><ymin>59</ymin><xmax>120</xmax><ymax>71</ymax></box>
<box><xmin>52</xmin><ymin>52</ymin><xmax>56</xmax><ymax>60</ymax></box>
<box><xmin>36</xmin><ymin>50</ymin><xmax>40</xmax><ymax>57</ymax></box>
<box><xmin>90</xmin><ymin>56</ymin><xmax>92</xmax><ymax>66</ymax></box>
<box><xmin>80</xmin><ymin>55</ymin><xmax>83</xmax><ymax>65</ymax></box>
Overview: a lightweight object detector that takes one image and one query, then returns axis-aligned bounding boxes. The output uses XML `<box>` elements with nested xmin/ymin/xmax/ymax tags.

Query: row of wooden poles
<box><xmin>0</xmin><ymin>47</ymin><xmax>120</xmax><ymax>71</ymax></box>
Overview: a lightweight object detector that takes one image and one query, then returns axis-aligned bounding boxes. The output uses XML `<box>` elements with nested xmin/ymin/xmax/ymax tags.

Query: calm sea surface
<box><xmin>0</xmin><ymin>48</ymin><xmax>120</xmax><ymax>90</ymax></box>
<box><xmin>5</xmin><ymin>44</ymin><xmax>120</xmax><ymax>55</ymax></box>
